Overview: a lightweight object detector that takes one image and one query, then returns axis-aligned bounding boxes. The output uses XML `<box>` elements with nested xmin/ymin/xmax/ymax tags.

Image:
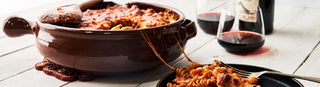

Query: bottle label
<box><xmin>238</xmin><ymin>0</ymin><xmax>259</xmax><ymax>22</ymax></box>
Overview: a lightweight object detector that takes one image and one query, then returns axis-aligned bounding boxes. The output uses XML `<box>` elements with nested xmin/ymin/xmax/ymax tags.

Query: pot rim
<box><xmin>36</xmin><ymin>1</ymin><xmax>186</xmax><ymax>33</ymax></box>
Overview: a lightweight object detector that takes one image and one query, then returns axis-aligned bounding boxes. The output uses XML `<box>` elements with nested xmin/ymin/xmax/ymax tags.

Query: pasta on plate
<box><xmin>167</xmin><ymin>60</ymin><xmax>261</xmax><ymax>87</ymax></box>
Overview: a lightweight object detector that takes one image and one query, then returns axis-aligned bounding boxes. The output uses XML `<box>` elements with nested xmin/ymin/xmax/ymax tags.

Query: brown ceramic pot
<box><xmin>3</xmin><ymin>2</ymin><xmax>196</xmax><ymax>75</ymax></box>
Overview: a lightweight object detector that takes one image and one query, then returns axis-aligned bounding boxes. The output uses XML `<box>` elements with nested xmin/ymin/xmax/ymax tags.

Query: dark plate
<box><xmin>157</xmin><ymin>64</ymin><xmax>303</xmax><ymax>87</ymax></box>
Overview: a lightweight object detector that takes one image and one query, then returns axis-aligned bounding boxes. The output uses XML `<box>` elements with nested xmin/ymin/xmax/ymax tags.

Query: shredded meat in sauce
<box><xmin>80</xmin><ymin>5</ymin><xmax>179</xmax><ymax>30</ymax></box>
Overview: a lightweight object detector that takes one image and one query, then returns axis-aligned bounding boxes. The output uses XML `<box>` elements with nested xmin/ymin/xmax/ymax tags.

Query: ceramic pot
<box><xmin>3</xmin><ymin>2</ymin><xmax>196</xmax><ymax>75</ymax></box>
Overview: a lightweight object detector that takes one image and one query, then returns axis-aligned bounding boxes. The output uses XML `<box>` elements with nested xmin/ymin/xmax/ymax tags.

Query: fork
<box><xmin>220</xmin><ymin>61</ymin><xmax>320</xmax><ymax>83</ymax></box>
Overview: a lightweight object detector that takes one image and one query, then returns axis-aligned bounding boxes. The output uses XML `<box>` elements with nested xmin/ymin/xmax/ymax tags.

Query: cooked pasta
<box><xmin>167</xmin><ymin>60</ymin><xmax>261</xmax><ymax>87</ymax></box>
<box><xmin>80</xmin><ymin>5</ymin><xmax>179</xmax><ymax>30</ymax></box>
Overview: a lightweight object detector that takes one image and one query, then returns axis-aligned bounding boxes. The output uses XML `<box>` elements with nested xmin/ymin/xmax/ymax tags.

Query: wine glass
<box><xmin>217</xmin><ymin>7</ymin><xmax>265</xmax><ymax>53</ymax></box>
<box><xmin>196</xmin><ymin>0</ymin><xmax>236</xmax><ymax>35</ymax></box>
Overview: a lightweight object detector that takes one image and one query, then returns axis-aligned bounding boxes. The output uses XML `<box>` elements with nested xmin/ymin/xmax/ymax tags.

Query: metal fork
<box><xmin>219</xmin><ymin>61</ymin><xmax>320</xmax><ymax>83</ymax></box>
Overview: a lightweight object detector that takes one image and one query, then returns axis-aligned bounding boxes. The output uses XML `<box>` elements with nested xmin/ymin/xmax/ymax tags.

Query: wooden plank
<box><xmin>63</xmin><ymin>82</ymin><xmax>137</xmax><ymax>87</ymax></box>
<box><xmin>277</xmin><ymin>9</ymin><xmax>320</xmax><ymax>87</ymax></box>
<box><xmin>0</xmin><ymin>36</ymin><xmax>35</xmax><ymax>56</ymax></box>
<box><xmin>278</xmin><ymin>8</ymin><xmax>320</xmax><ymax>40</ymax></box>
<box><xmin>0</xmin><ymin>46</ymin><xmax>42</xmax><ymax>81</ymax></box>
<box><xmin>308</xmin><ymin>0</ymin><xmax>320</xmax><ymax>8</ymax></box>
<box><xmin>0</xmin><ymin>46</ymin><xmax>67</xmax><ymax>87</ymax></box>
<box><xmin>273</xmin><ymin>6</ymin><xmax>304</xmax><ymax>30</ymax></box>
<box><xmin>0</xmin><ymin>14</ymin><xmax>8</xmax><ymax>38</ymax></box>
<box><xmin>0</xmin><ymin>0</ymin><xmax>56</xmax><ymax>15</ymax></box>
<box><xmin>277</xmin><ymin>0</ymin><xmax>320</xmax><ymax>8</ymax></box>
<box><xmin>62</xmin><ymin>77</ymin><xmax>141</xmax><ymax>87</ymax></box>
<box><xmin>294</xmin><ymin>41</ymin><xmax>320</xmax><ymax>87</ymax></box>
<box><xmin>0</xmin><ymin>69</ymin><xmax>67</xmax><ymax>87</ymax></box>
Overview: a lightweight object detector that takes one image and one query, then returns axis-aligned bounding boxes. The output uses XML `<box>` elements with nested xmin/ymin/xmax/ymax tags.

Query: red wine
<box><xmin>239</xmin><ymin>0</ymin><xmax>274</xmax><ymax>34</ymax></box>
<box><xmin>218</xmin><ymin>31</ymin><xmax>264</xmax><ymax>53</ymax></box>
<box><xmin>197</xmin><ymin>12</ymin><xmax>234</xmax><ymax>35</ymax></box>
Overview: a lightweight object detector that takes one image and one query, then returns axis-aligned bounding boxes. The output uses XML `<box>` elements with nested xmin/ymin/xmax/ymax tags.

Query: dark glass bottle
<box><xmin>238</xmin><ymin>0</ymin><xmax>274</xmax><ymax>34</ymax></box>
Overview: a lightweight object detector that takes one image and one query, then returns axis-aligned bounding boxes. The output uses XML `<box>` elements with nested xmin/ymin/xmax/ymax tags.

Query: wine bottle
<box><xmin>238</xmin><ymin>0</ymin><xmax>274</xmax><ymax>34</ymax></box>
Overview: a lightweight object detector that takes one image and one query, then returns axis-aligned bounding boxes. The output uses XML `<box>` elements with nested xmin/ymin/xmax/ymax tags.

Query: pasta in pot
<box><xmin>80</xmin><ymin>5</ymin><xmax>179</xmax><ymax>30</ymax></box>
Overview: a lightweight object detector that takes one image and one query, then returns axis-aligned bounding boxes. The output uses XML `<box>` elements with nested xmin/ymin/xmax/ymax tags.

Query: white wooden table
<box><xmin>1</xmin><ymin>0</ymin><xmax>320</xmax><ymax>87</ymax></box>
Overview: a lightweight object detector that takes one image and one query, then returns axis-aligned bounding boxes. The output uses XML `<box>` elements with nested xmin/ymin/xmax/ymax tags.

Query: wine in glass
<box><xmin>217</xmin><ymin>7</ymin><xmax>265</xmax><ymax>53</ymax></box>
<box><xmin>196</xmin><ymin>0</ymin><xmax>236</xmax><ymax>35</ymax></box>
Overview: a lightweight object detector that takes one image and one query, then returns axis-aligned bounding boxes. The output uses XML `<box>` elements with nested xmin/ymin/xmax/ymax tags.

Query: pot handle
<box><xmin>3</xmin><ymin>16</ymin><xmax>39</xmax><ymax>37</ymax></box>
<box><xmin>181</xmin><ymin>19</ymin><xmax>197</xmax><ymax>39</ymax></box>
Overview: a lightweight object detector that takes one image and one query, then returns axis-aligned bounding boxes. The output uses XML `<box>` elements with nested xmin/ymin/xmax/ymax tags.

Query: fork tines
<box><xmin>219</xmin><ymin>61</ymin><xmax>251</xmax><ymax>78</ymax></box>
